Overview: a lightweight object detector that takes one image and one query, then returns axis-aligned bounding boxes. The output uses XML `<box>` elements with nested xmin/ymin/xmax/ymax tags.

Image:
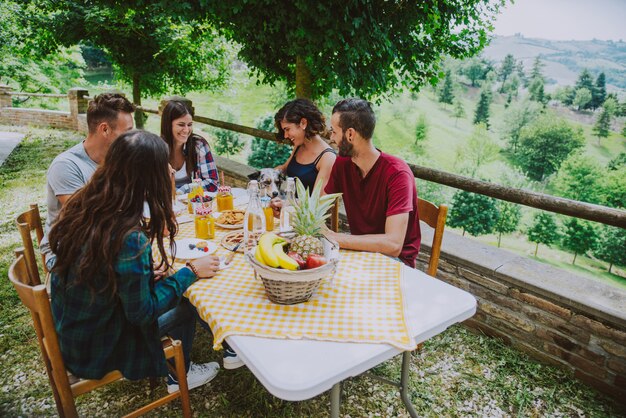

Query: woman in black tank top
<box><xmin>274</xmin><ymin>99</ymin><xmax>336</xmax><ymax>193</ymax></box>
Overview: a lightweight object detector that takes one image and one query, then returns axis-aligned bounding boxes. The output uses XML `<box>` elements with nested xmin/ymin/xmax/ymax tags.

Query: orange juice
<box><xmin>263</xmin><ymin>206</ymin><xmax>274</xmax><ymax>232</ymax></box>
<box><xmin>217</xmin><ymin>185</ymin><xmax>233</xmax><ymax>212</ymax></box>
<box><xmin>194</xmin><ymin>206</ymin><xmax>214</xmax><ymax>239</ymax></box>
<box><xmin>217</xmin><ymin>193</ymin><xmax>234</xmax><ymax>212</ymax></box>
<box><xmin>195</xmin><ymin>215</ymin><xmax>210</xmax><ymax>239</ymax></box>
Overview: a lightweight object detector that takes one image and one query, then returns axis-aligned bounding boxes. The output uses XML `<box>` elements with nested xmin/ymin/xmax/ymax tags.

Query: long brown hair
<box><xmin>49</xmin><ymin>130</ymin><xmax>177</xmax><ymax>297</ymax></box>
<box><xmin>274</xmin><ymin>98</ymin><xmax>327</xmax><ymax>141</ymax></box>
<box><xmin>160</xmin><ymin>100</ymin><xmax>199</xmax><ymax>180</ymax></box>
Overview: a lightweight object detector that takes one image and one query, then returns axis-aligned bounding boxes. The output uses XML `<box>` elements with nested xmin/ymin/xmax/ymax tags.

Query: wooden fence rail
<box><xmin>132</xmin><ymin>106</ymin><xmax>626</xmax><ymax>229</ymax></box>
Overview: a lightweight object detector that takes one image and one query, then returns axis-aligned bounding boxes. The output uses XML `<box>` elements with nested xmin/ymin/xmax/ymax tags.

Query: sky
<box><xmin>493</xmin><ymin>0</ymin><xmax>626</xmax><ymax>41</ymax></box>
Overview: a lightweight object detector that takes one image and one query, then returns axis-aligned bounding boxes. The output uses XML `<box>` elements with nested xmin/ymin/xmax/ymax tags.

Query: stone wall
<box><xmin>0</xmin><ymin>86</ymin><xmax>89</xmax><ymax>133</ymax></box>
<box><xmin>415</xmin><ymin>226</ymin><xmax>626</xmax><ymax>401</ymax></box>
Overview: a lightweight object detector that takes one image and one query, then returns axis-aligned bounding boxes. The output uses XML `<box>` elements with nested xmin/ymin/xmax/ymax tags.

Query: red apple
<box><xmin>287</xmin><ymin>252</ymin><xmax>306</xmax><ymax>269</ymax></box>
<box><xmin>305</xmin><ymin>253</ymin><xmax>327</xmax><ymax>269</ymax></box>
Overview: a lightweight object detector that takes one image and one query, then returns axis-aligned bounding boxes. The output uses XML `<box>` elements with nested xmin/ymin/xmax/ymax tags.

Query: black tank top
<box><xmin>286</xmin><ymin>146</ymin><xmax>336</xmax><ymax>192</ymax></box>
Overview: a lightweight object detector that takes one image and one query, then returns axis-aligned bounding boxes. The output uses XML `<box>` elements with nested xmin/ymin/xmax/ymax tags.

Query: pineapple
<box><xmin>289</xmin><ymin>178</ymin><xmax>341</xmax><ymax>260</ymax></box>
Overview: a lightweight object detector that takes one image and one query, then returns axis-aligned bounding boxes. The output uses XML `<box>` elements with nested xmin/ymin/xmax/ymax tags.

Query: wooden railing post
<box><xmin>0</xmin><ymin>85</ymin><xmax>13</xmax><ymax>109</ymax></box>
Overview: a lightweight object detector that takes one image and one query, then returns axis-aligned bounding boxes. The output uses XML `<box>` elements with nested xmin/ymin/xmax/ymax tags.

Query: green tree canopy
<box><xmin>247</xmin><ymin>114</ymin><xmax>293</xmax><ymax>169</ymax></box>
<box><xmin>529</xmin><ymin>57</ymin><xmax>545</xmax><ymax>83</ymax></box>
<box><xmin>593</xmin><ymin>226</ymin><xmax>626</xmax><ymax>274</ymax></box>
<box><xmin>448</xmin><ymin>190</ymin><xmax>498</xmax><ymax>237</ymax></box>
<box><xmin>600</xmin><ymin>167</ymin><xmax>626</xmax><ymax>209</ymax></box>
<box><xmin>212</xmin><ymin>106</ymin><xmax>245</xmax><ymax>158</ymax></box>
<box><xmin>414</xmin><ymin>114</ymin><xmax>428</xmax><ymax>155</ymax></box>
<box><xmin>456</xmin><ymin>123</ymin><xmax>499</xmax><ymax>176</ymax></box>
<box><xmin>498</xmin><ymin>53</ymin><xmax>516</xmax><ymax>92</ymax></box>
<box><xmin>33</xmin><ymin>0</ymin><xmax>233</xmax><ymax>126</ymax></box>
<box><xmin>453</xmin><ymin>99</ymin><xmax>466</xmax><ymax>125</ymax></box>
<box><xmin>460</xmin><ymin>57</ymin><xmax>493</xmax><ymax>87</ymax></box>
<box><xmin>473</xmin><ymin>88</ymin><xmax>492</xmax><ymax>128</ymax></box>
<box><xmin>593</xmin><ymin>96</ymin><xmax>617</xmax><ymax>142</ymax></box>
<box><xmin>553</xmin><ymin>153</ymin><xmax>603</xmax><ymax>204</ymax></box>
<box><xmin>573</xmin><ymin>69</ymin><xmax>595</xmax><ymax>110</ymax></box>
<box><xmin>527</xmin><ymin>212</ymin><xmax>558</xmax><ymax>257</ymax></box>
<box><xmin>202</xmin><ymin>0</ymin><xmax>505</xmax><ymax>99</ymax></box>
<box><xmin>561</xmin><ymin>218</ymin><xmax>597</xmax><ymax>265</ymax></box>
<box><xmin>438</xmin><ymin>70</ymin><xmax>455</xmax><ymax>105</ymax></box>
<box><xmin>0</xmin><ymin>1</ymin><xmax>86</xmax><ymax>94</ymax></box>
<box><xmin>591</xmin><ymin>72</ymin><xmax>607</xmax><ymax>109</ymax></box>
<box><xmin>573</xmin><ymin>87</ymin><xmax>592</xmax><ymax>111</ymax></box>
<box><xmin>501</xmin><ymin>99</ymin><xmax>542</xmax><ymax>152</ymax></box>
<box><xmin>514</xmin><ymin>114</ymin><xmax>585</xmax><ymax>181</ymax></box>
<box><xmin>494</xmin><ymin>201</ymin><xmax>521</xmax><ymax>248</ymax></box>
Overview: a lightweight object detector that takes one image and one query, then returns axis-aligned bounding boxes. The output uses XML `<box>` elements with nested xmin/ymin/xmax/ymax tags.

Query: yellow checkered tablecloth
<box><xmin>160</xmin><ymin>220</ymin><xmax>415</xmax><ymax>351</ymax></box>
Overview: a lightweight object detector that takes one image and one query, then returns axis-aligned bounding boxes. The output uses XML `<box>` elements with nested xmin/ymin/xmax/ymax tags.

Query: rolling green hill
<box><xmin>483</xmin><ymin>35</ymin><xmax>626</xmax><ymax>95</ymax></box>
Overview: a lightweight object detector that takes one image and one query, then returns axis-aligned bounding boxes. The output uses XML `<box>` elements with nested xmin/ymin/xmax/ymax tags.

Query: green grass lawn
<box><xmin>0</xmin><ymin>126</ymin><xmax>623</xmax><ymax>416</ymax></box>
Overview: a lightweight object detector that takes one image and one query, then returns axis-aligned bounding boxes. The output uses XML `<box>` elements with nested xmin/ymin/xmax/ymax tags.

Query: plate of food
<box><xmin>170</xmin><ymin>238</ymin><xmax>217</xmax><ymax>260</ymax></box>
<box><xmin>214</xmin><ymin>209</ymin><xmax>246</xmax><ymax>229</ymax></box>
<box><xmin>220</xmin><ymin>230</ymin><xmax>262</xmax><ymax>253</ymax></box>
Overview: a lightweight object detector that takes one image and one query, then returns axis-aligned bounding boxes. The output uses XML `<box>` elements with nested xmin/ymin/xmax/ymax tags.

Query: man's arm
<box><xmin>325</xmin><ymin>212</ymin><xmax>409</xmax><ymax>257</ymax></box>
<box><xmin>57</xmin><ymin>194</ymin><xmax>72</xmax><ymax>206</ymax></box>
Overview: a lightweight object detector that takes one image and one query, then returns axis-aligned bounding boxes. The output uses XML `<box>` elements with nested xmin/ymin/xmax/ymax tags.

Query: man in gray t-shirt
<box><xmin>41</xmin><ymin>93</ymin><xmax>135</xmax><ymax>267</ymax></box>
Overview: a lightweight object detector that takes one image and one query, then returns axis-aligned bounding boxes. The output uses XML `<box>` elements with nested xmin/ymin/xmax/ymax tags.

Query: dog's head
<box><xmin>248</xmin><ymin>168</ymin><xmax>286</xmax><ymax>198</ymax></box>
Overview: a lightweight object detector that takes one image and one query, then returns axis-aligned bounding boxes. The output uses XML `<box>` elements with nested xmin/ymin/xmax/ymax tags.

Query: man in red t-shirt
<box><xmin>324</xmin><ymin>98</ymin><xmax>421</xmax><ymax>267</ymax></box>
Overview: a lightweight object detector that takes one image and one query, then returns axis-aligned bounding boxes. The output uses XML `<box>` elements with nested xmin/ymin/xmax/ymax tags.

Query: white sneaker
<box><xmin>223</xmin><ymin>345</ymin><xmax>245</xmax><ymax>370</ymax></box>
<box><xmin>167</xmin><ymin>361</ymin><xmax>219</xmax><ymax>394</ymax></box>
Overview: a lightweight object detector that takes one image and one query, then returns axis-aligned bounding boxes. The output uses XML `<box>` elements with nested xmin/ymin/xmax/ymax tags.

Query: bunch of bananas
<box><xmin>253</xmin><ymin>233</ymin><xmax>299</xmax><ymax>270</ymax></box>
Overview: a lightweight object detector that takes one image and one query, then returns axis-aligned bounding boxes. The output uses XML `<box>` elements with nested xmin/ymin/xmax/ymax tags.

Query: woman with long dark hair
<box><xmin>49</xmin><ymin>130</ymin><xmax>220</xmax><ymax>393</ymax></box>
<box><xmin>161</xmin><ymin>100</ymin><xmax>219</xmax><ymax>194</ymax></box>
<box><xmin>274</xmin><ymin>98</ymin><xmax>336</xmax><ymax>192</ymax></box>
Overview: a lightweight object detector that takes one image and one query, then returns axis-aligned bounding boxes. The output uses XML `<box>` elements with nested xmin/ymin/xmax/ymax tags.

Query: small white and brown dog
<box><xmin>248</xmin><ymin>168</ymin><xmax>286</xmax><ymax>198</ymax></box>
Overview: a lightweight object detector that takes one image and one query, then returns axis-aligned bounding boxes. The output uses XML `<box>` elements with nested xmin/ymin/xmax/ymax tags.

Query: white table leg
<box><xmin>330</xmin><ymin>382</ymin><xmax>341</xmax><ymax>418</ymax></box>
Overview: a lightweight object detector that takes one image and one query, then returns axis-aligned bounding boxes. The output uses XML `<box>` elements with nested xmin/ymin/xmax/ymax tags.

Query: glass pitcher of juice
<box><xmin>187</xmin><ymin>179</ymin><xmax>204</xmax><ymax>213</ymax></box>
<box><xmin>217</xmin><ymin>185</ymin><xmax>234</xmax><ymax>212</ymax></box>
<box><xmin>194</xmin><ymin>205</ymin><xmax>214</xmax><ymax>239</ymax></box>
<box><xmin>261</xmin><ymin>196</ymin><xmax>274</xmax><ymax>232</ymax></box>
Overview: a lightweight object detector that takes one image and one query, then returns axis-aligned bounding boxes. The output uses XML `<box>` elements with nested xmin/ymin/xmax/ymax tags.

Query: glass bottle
<box><xmin>279</xmin><ymin>177</ymin><xmax>296</xmax><ymax>233</ymax></box>
<box><xmin>216</xmin><ymin>185</ymin><xmax>234</xmax><ymax>212</ymax></box>
<box><xmin>261</xmin><ymin>196</ymin><xmax>274</xmax><ymax>232</ymax></box>
<box><xmin>243</xmin><ymin>180</ymin><xmax>266</xmax><ymax>253</ymax></box>
<box><xmin>194</xmin><ymin>205</ymin><xmax>214</xmax><ymax>239</ymax></box>
<box><xmin>187</xmin><ymin>178</ymin><xmax>204</xmax><ymax>214</ymax></box>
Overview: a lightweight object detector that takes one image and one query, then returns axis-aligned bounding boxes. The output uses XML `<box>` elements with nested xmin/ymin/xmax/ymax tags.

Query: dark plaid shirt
<box><xmin>51</xmin><ymin>231</ymin><xmax>196</xmax><ymax>380</ymax></box>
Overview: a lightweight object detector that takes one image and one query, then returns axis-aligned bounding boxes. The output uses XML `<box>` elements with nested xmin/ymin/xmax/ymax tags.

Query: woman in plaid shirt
<box><xmin>49</xmin><ymin>130</ymin><xmax>220</xmax><ymax>393</ymax></box>
<box><xmin>161</xmin><ymin>100</ymin><xmax>219</xmax><ymax>194</ymax></box>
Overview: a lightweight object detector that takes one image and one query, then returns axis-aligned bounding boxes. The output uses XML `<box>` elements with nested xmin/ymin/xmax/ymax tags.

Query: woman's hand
<box><xmin>188</xmin><ymin>255</ymin><xmax>220</xmax><ymax>279</ymax></box>
<box><xmin>269</xmin><ymin>197</ymin><xmax>283</xmax><ymax>218</ymax></box>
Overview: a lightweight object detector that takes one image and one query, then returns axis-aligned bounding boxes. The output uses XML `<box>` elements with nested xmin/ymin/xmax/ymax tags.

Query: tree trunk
<box><xmin>132</xmin><ymin>74</ymin><xmax>144</xmax><ymax>129</ymax></box>
<box><xmin>572</xmin><ymin>252</ymin><xmax>578</xmax><ymax>264</ymax></box>
<box><xmin>295</xmin><ymin>55</ymin><xmax>312</xmax><ymax>99</ymax></box>
<box><xmin>534</xmin><ymin>242</ymin><xmax>538</xmax><ymax>257</ymax></box>
<box><xmin>497</xmin><ymin>232</ymin><xmax>502</xmax><ymax>248</ymax></box>
<box><xmin>608</xmin><ymin>263</ymin><xmax>613</xmax><ymax>274</ymax></box>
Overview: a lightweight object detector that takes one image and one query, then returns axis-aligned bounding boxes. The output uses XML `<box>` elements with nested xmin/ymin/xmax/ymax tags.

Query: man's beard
<box><xmin>338</xmin><ymin>132</ymin><xmax>354</xmax><ymax>157</ymax></box>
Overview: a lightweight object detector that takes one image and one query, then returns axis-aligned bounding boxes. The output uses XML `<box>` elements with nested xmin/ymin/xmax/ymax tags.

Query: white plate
<box><xmin>143</xmin><ymin>200</ymin><xmax>187</xmax><ymax>218</ymax></box>
<box><xmin>176</xmin><ymin>214</ymin><xmax>193</xmax><ymax>224</ymax></box>
<box><xmin>170</xmin><ymin>238</ymin><xmax>217</xmax><ymax>260</ymax></box>
<box><xmin>213</xmin><ymin>211</ymin><xmax>244</xmax><ymax>230</ymax></box>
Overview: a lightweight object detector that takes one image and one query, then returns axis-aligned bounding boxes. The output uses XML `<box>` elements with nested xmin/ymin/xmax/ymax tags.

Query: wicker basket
<box><xmin>246</xmin><ymin>236</ymin><xmax>339</xmax><ymax>305</ymax></box>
